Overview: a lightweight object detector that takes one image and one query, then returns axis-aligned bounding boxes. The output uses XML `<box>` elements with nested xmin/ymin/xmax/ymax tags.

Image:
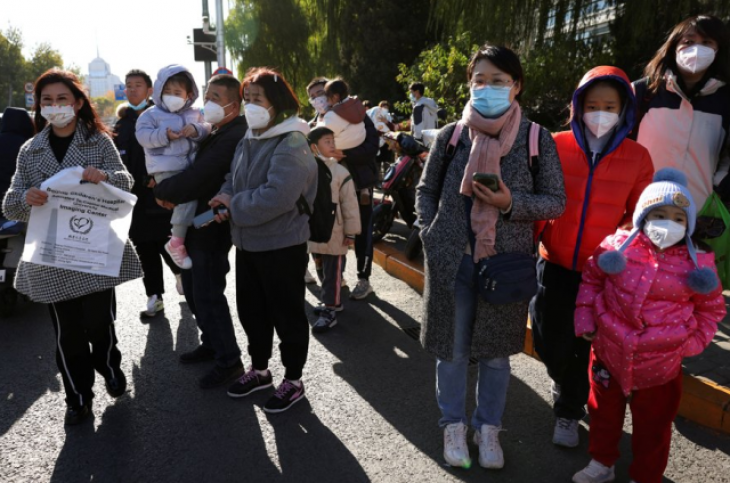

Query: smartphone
<box><xmin>473</xmin><ymin>173</ymin><xmax>500</xmax><ymax>192</ymax></box>
<box><xmin>193</xmin><ymin>205</ymin><xmax>228</xmax><ymax>229</ymax></box>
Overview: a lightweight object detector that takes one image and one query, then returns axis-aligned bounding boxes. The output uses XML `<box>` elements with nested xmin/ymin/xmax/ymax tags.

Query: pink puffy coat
<box><xmin>575</xmin><ymin>230</ymin><xmax>725</xmax><ymax>395</ymax></box>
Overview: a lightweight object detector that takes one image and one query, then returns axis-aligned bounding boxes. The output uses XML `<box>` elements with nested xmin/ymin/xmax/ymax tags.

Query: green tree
<box><xmin>0</xmin><ymin>27</ymin><xmax>27</xmax><ymax>111</ymax></box>
<box><xmin>395</xmin><ymin>32</ymin><xmax>477</xmax><ymax>123</ymax></box>
<box><xmin>25</xmin><ymin>43</ymin><xmax>64</xmax><ymax>81</ymax></box>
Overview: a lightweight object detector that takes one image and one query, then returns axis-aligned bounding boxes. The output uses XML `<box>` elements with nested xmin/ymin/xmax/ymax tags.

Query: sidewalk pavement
<box><xmin>373</xmin><ymin>227</ymin><xmax>730</xmax><ymax>435</ymax></box>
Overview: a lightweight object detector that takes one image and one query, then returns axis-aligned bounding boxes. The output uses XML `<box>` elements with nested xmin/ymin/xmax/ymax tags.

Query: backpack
<box><xmin>297</xmin><ymin>156</ymin><xmax>337</xmax><ymax>243</ymax></box>
<box><xmin>436</xmin><ymin>120</ymin><xmax>542</xmax><ymax>198</ymax></box>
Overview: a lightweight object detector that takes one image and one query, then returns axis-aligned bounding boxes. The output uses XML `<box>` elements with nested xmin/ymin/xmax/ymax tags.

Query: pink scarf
<box><xmin>460</xmin><ymin>101</ymin><xmax>522</xmax><ymax>261</ymax></box>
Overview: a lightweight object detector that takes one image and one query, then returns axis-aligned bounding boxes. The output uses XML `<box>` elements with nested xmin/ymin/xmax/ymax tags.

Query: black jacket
<box><xmin>154</xmin><ymin>116</ymin><xmax>247</xmax><ymax>246</ymax></box>
<box><xmin>0</xmin><ymin>108</ymin><xmax>34</xmax><ymax>203</ymax></box>
<box><xmin>113</xmin><ymin>102</ymin><xmax>174</xmax><ymax>242</ymax></box>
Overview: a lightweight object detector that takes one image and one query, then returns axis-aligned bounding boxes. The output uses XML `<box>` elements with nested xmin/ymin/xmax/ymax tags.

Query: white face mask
<box><xmin>309</xmin><ymin>95</ymin><xmax>329</xmax><ymax>115</ymax></box>
<box><xmin>203</xmin><ymin>100</ymin><xmax>233</xmax><ymax>124</ymax></box>
<box><xmin>163</xmin><ymin>95</ymin><xmax>187</xmax><ymax>113</ymax></box>
<box><xmin>41</xmin><ymin>105</ymin><xmax>76</xmax><ymax>128</ymax></box>
<box><xmin>643</xmin><ymin>219</ymin><xmax>687</xmax><ymax>249</ymax></box>
<box><xmin>583</xmin><ymin>111</ymin><xmax>619</xmax><ymax>138</ymax></box>
<box><xmin>244</xmin><ymin>103</ymin><xmax>272</xmax><ymax>129</ymax></box>
<box><xmin>676</xmin><ymin>45</ymin><xmax>716</xmax><ymax>74</ymax></box>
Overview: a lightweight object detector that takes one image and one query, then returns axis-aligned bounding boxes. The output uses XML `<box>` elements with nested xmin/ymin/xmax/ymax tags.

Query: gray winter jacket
<box><xmin>135</xmin><ymin>64</ymin><xmax>210</xmax><ymax>174</ymax></box>
<box><xmin>219</xmin><ymin>118</ymin><xmax>317</xmax><ymax>252</ymax></box>
<box><xmin>416</xmin><ymin>118</ymin><xmax>566</xmax><ymax>360</ymax></box>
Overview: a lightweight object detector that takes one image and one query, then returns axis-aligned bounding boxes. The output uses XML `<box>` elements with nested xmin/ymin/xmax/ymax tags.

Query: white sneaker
<box><xmin>572</xmin><ymin>459</ymin><xmax>615</xmax><ymax>483</ymax></box>
<box><xmin>443</xmin><ymin>422</ymin><xmax>472</xmax><ymax>468</ymax></box>
<box><xmin>473</xmin><ymin>424</ymin><xmax>504</xmax><ymax>469</ymax></box>
<box><xmin>142</xmin><ymin>294</ymin><xmax>164</xmax><ymax>317</ymax></box>
<box><xmin>551</xmin><ymin>380</ymin><xmax>561</xmax><ymax>404</ymax></box>
<box><xmin>553</xmin><ymin>417</ymin><xmax>580</xmax><ymax>448</ymax></box>
<box><xmin>304</xmin><ymin>268</ymin><xmax>317</xmax><ymax>284</ymax></box>
<box><xmin>175</xmin><ymin>273</ymin><xmax>184</xmax><ymax>295</ymax></box>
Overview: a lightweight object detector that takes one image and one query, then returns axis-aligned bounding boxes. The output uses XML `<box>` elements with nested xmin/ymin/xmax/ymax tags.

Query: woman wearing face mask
<box><xmin>529</xmin><ymin>66</ymin><xmax>654</xmax><ymax>451</ymax></box>
<box><xmin>633</xmin><ymin>14</ymin><xmax>730</xmax><ymax>209</ymax></box>
<box><xmin>2</xmin><ymin>69</ymin><xmax>142</xmax><ymax>425</ymax></box>
<box><xmin>209</xmin><ymin>67</ymin><xmax>317</xmax><ymax>414</ymax></box>
<box><xmin>415</xmin><ymin>44</ymin><xmax>566</xmax><ymax>470</ymax></box>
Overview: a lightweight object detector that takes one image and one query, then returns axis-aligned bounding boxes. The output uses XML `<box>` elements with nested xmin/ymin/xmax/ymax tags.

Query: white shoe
<box><xmin>304</xmin><ymin>268</ymin><xmax>317</xmax><ymax>284</ymax></box>
<box><xmin>551</xmin><ymin>380</ymin><xmax>561</xmax><ymax>404</ymax></box>
<box><xmin>175</xmin><ymin>273</ymin><xmax>184</xmax><ymax>295</ymax></box>
<box><xmin>142</xmin><ymin>294</ymin><xmax>164</xmax><ymax>317</ymax></box>
<box><xmin>443</xmin><ymin>422</ymin><xmax>471</xmax><ymax>468</ymax></box>
<box><xmin>553</xmin><ymin>417</ymin><xmax>580</xmax><ymax>448</ymax></box>
<box><xmin>473</xmin><ymin>424</ymin><xmax>504</xmax><ymax>469</ymax></box>
<box><xmin>572</xmin><ymin>459</ymin><xmax>615</xmax><ymax>483</ymax></box>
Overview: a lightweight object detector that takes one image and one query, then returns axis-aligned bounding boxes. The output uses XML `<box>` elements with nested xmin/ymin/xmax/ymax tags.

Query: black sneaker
<box><xmin>105</xmin><ymin>370</ymin><xmax>127</xmax><ymax>398</ymax></box>
<box><xmin>199</xmin><ymin>362</ymin><xmax>244</xmax><ymax>389</ymax></box>
<box><xmin>312</xmin><ymin>309</ymin><xmax>337</xmax><ymax>333</ymax></box>
<box><xmin>179</xmin><ymin>345</ymin><xmax>216</xmax><ymax>364</ymax></box>
<box><xmin>227</xmin><ymin>367</ymin><xmax>273</xmax><ymax>398</ymax></box>
<box><xmin>64</xmin><ymin>402</ymin><xmax>92</xmax><ymax>426</ymax></box>
<box><xmin>313</xmin><ymin>304</ymin><xmax>343</xmax><ymax>315</ymax></box>
<box><xmin>263</xmin><ymin>379</ymin><xmax>306</xmax><ymax>414</ymax></box>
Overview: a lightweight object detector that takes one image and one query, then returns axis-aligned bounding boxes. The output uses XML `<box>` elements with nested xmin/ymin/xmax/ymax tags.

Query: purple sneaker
<box><xmin>263</xmin><ymin>379</ymin><xmax>306</xmax><ymax>413</ymax></box>
<box><xmin>227</xmin><ymin>367</ymin><xmax>273</xmax><ymax>398</ymax></box>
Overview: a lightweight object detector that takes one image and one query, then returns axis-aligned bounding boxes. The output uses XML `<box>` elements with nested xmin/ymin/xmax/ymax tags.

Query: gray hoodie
<box><xmin>220</xmin><ymin>117</ymin><xmax>317</xmax><ymax>252</ymax></box>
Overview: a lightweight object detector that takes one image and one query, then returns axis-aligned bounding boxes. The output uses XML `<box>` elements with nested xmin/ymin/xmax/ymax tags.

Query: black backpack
<box><xmin>297</xmin><ymin>156</ymin><xmax>337</xmax><ymax>243</ymax></box>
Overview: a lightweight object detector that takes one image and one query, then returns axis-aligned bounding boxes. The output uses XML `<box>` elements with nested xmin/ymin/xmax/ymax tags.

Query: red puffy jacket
<box><xmin>538</xmin><ymin>66</ymin><xmax>655</xmax><ymax>272</ymax></box>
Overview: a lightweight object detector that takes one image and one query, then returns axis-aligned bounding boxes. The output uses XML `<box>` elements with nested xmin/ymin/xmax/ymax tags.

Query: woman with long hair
<box><xmin>2</xmin><ymin>69</ymin><xmax>142</xmax><ymax>425</ymax></box>
<box><xmin>633</xmin><ymin>14</ymin><xmax>730</xmax><ymax>209</ymax></box>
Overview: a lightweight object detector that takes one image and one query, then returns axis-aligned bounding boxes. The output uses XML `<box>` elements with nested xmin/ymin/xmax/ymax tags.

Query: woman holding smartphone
<box><xmin>415</xmin><ymin>44</ymin><xmax>565</xmax><ymax>470</ymax></box>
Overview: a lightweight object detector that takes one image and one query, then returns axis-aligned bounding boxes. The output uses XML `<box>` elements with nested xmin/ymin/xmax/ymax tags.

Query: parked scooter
<box><xmin>0</xmin><ymin>219</ymin><xmax>26</xmax><ymax>317</ymax></box>
<box><xmin>401</xmin><ymin>128</ymin><xmax>441</xmax><ymax>260</ymax></box>
<box><xmin>372</xmin><ymin>132</ymin><xmax>428</xmax><ymax>246</ymax></box>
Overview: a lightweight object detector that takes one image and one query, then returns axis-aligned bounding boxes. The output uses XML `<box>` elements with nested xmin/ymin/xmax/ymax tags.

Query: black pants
<box><xmin>133</xmin><ymin>238</ymin><xmax>180</xmax><ymax>297</ymax></box>
<box><xmin>48</xmin><ymin>289</ymin><xmax>120</xmax><ymax>409</ymax></box>
<box><xmin>354</xmin><ymin>188</ymin><xmax>374</xmax><ymax>280</ymax></box>
<box><xmin>183</xmin><ymin>239</ymin><xmax>241</xmax><ymax>368</ymax></box>
<box><xmin>529</xmin><ymin>257</ymin><xmax>591</xmax><ymax>420</ymax></box>
<box><xmin>236</xmin><ymin>243</ymin><xmax>309</xmax><ymax>380</ymax></box>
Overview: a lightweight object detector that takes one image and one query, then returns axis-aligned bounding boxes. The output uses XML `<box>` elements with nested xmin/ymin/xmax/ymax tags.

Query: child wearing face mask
<box><xmin>136</xmin><ymin>64</ymin><xmax>211</xmax><ymax>269</ymax></box>
<box><xmin>306</xmin><ymin>126</ymin><xmax>361</xmax><ymax>333</ymax></box>
<box><xmin>315</xmin><ymin>78</ymin><xmax>367</xmax><ymax>150</ymax></box>
<box><xmin>530</xmin><ymin>66</ymin><xmax>655</xmax><ymax>451</ymax></box>
<box><xmin>571</xmin><ymin>168</ymin><xmax>725</xmax><ymax>483</ymax></box>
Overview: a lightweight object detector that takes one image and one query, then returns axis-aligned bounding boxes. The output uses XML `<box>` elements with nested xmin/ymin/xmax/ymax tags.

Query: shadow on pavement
<box><xmin>0</xmin><ymin>301</ymin><xmax>60</xmax><ymax>436</ymax></box>
<box><xmin>50</xmin><ymin>305</ymin><xmax>368</xmax><ymax>483</ymax></box>
<box><xmin>674</xmin><ymin>417</ymin><xmax>730</xmax><ymax>456</ymax></box>
<box><xmin>306</xmin><ymin>291</ymin><xmax>666</xmax><ymax>482</ymax></box>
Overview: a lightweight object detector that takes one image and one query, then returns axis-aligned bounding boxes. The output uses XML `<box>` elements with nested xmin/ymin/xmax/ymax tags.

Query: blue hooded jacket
<box><xmin>135</xmin><ymin>64</ymin><xmax>210</xmax><ymax>174</ymax></box>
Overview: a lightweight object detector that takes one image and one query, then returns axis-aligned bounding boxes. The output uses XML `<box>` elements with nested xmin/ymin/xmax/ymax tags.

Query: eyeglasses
<box><xmin>470</xmin><ymin>80</ymin><xmax>515</xmax><ymax>89</ymax></box>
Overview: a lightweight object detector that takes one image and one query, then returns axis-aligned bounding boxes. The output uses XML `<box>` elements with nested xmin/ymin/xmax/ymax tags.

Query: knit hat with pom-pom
<box><xmin>597</xmin><ymin>168</ymin><xmax>718</xmax><ymax>294</ymax></box>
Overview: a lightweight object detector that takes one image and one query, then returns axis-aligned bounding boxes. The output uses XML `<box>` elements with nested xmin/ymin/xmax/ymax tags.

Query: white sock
<box><xmin>255</xmin><ymin>369</ymin><xmax>268</xmax><ymax>376</ymax></box>
<box><xmin>287</xmin><ymin>379</ymin><xmax>301</xmax><ymax>387</ymax></box>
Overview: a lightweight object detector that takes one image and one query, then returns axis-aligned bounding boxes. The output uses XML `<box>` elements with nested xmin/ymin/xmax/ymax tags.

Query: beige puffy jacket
<box><xmin>308</xmin><ymin>157</ymin><xmax>361</xmax><ymax>255</ymax></box>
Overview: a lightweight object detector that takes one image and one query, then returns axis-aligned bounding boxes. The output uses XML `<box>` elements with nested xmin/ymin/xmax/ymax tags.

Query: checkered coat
<box><xmin>2</xmin><ymin>124</ymin><xmax>143</xmax><ymax>303</ymax></box>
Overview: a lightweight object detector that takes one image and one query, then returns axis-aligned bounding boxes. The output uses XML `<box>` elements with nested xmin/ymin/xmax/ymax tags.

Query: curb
<box><xmin>374</xmin><ymin>242</ymin><xmax>730</xmax><ymax>435</ymax></box>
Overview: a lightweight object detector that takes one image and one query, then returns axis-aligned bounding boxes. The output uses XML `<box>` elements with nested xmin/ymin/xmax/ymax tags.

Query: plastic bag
<box><xmin>697</xmin><ymin>192</ymin><xmax>730</xmax><ymax>289</ymax></box>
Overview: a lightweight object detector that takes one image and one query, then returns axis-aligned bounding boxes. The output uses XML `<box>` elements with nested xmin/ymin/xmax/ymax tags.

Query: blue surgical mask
<box><xmin>128</xmin><ymin>99</ymin><xmax>148</xmax><ymax>111</ymax></box>
<box><xmin>470</xmin><ymin>86</ymin><xmax>513</xmax><ymax>117</ymax></box>
<box><xmin>409</xmin><ymin>93</ymin><xmax>416</xmax><ymax>103</ymax></box>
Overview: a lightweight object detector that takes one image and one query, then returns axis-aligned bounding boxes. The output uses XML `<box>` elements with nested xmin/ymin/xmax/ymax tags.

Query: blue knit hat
<box><xmin>597</xmin><ymin>168</ymin><xmax>718</xmax><ymax>294</ymax></box>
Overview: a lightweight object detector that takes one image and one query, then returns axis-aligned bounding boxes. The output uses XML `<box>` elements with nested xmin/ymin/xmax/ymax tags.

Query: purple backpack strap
<box><xmin>528</xmin><ymin>121</ymin><xmax>540</xmax><ymax>170</ymax></box>
<box><xmin>445</xmin><ymin>121</ymin><xmax>464</xmax><ymax>159</ymax></box>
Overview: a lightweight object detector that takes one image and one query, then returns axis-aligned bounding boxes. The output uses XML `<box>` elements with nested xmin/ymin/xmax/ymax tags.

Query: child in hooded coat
<box><xmin>571</xmin><ymin>169</ymin><xmax>726</xmax><ymax>483</ymax></box>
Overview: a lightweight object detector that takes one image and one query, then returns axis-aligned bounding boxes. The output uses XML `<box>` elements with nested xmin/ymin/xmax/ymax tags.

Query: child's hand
<box><xmin>181</xmin><ymin>125</ymin><xmax>198</xmax><ymax>138</ymax></box>
<box><xmin>582</xmin><ymin>331</ymin><xmax>596</xmax><ymax>342</ymax></box>
<box><xmin>332</xmin><ymin>149</ymin><xmax>346</xmax><ymax>161</ymax></box>
<box><xmin>147</xmin><ymin>177</ymin><xmax>156</xmax><ymax>188</ymax></box>
<box><xmin>167</xmin><ymin>128</ymin><xmax>182</xmax><ymax>140</ymax></box>
<box><xmin>343</xmin><ymin>236</ymin><xmax>355</xmax><ymax>247</ymax></box>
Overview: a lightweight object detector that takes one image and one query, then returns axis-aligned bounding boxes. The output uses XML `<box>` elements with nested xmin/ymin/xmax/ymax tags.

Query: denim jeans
<box><xmin>183</xmin><ymin>239</ymin><xmax>241</xmax><ymax>368</ymax></box>
<box><xmin>436</xmin><ymin>254</ymin><xmax>511</xmax><ymax>429</ymax></box>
